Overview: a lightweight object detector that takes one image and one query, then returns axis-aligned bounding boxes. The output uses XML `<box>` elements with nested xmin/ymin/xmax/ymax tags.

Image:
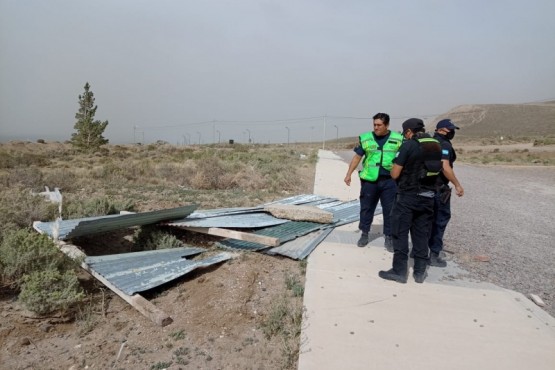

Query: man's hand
<box><xmin>455</xmin><ymin>185</ymin><xmax>464</xmax><ymax>197</ymax></box>
<box><xmin>344</xmin><ymin>174</ymin><xmax>352</xmax><ymax>186</ymax></box>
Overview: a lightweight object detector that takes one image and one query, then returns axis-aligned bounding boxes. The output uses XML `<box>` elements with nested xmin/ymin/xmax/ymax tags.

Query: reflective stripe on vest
<box><xmin>359</xmin><ymin>131</ymin><xmax>403</xmax><ymax>181</ymax></box>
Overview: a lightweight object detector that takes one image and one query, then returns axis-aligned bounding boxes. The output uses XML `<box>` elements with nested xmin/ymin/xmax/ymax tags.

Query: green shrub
<box><xmin>0</xmin><ymin>188</ymin><xmax>58</xmax><ymax>236</ymax></box>
<box><xmin>19</xmin><ymin>268</ymin><xmax>84</xmax><ymax>315</ymax></box>
<box><xmin>132</xmin><ymin>225</ymin><xmax>184</xmax><ymax>251</ymax></box>
<box><xmin>63</xmin><ymin>196</ymin><xmax>135</xmax><ymax>219</ymax></box>
<box><xmin>0</xmin><ymin>229</ymin><xmax>72</xmax><ymax>288</ymax></box>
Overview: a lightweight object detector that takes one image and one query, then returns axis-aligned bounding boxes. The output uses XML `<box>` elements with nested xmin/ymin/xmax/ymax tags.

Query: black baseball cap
<box><xmin>402</xmin><ymin>118</ymin><xmax>425</xmax><ymax>131</ymax></box>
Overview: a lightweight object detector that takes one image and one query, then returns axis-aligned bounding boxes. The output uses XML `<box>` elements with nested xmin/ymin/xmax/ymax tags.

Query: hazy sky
<box><xmin>1</xmin><ymin>0</ymin><xmax>554</xmax><ymax>145</ymax></box>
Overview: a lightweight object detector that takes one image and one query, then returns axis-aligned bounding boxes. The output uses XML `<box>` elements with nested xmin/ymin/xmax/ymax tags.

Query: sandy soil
<box><xmin>0</xmin><ymin>244</ymin><xmax>305</xmax><ymax>370</ymax></box>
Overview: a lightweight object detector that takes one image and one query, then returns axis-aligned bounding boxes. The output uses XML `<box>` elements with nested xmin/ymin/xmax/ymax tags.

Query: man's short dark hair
<box><xmin>373</xmin><ymin>113</ymin><xmax>390</xmax><ymax>125</ymax></box>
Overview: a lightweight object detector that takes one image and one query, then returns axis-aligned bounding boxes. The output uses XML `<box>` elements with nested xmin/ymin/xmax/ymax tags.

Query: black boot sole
<box><xmin>378</xmin><ymin>270</ymin><xmax>407</xmax><ymax>284</ymax></box>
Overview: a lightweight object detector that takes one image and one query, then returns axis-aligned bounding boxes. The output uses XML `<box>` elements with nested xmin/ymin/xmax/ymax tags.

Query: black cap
<box><xmin>402</xmin><ymin>118</ymin><xmax>425</xmax><ymax>131</ymax></box>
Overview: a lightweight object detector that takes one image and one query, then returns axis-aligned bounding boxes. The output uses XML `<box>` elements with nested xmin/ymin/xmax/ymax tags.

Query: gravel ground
<box><xmin>446</xmin><ymin>164</ymin><xmax>555</xmax><ymax>316</ymax></box>
<box><xmin>336</xmin><ymin>150</ymin><xmax>555</xmax><ymax>317</ymax></box>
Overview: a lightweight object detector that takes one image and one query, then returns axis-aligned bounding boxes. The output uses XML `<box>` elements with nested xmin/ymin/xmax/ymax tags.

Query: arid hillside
<box><xmin>432</xmin><ymin>101</ymin><xmax>555</xmax><ymax>138</ymax></box>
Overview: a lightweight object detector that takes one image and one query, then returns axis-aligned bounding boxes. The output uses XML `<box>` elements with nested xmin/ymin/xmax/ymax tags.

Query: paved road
<box><xmin>336</xmin><ymin>151</ymin><xmax>555</xmax><ymax>316</ymax></box>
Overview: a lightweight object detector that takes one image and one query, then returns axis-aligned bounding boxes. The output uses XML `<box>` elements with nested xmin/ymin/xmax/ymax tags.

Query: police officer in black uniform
<box><xmin>378</xmin><ymin>118</ymin><xmax>442</xmax><ymax>284</ymax></box>
<box><xmin>428</xmin><ymin>119</ymin><xmax>465</xmax><ymax>267</ymax></box>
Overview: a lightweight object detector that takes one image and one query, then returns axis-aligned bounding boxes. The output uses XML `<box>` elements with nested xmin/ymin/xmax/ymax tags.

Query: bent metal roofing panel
<box><xmin>33</xmin><ymin>204</ymin><xmax>198</xmax><ymax>240</ymax></box>
<box><xmin>216</xmin><ymin>199</ymin><xmax>363</xmax><ymax>256</ymax></box>
<box><xmin>85</xmin><ymin>247</ymin><xmax>233</xmax><ymax>295</ymax></box>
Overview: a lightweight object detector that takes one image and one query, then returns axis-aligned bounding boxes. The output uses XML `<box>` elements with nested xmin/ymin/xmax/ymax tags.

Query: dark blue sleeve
<box><xmin>353</xmin><ymin>137</ymin><xmax>364</xmax><ymax>156</ymax></box>
<box><xmin>440</xmin><ymin>141</ymin><xmax>451</xmax><ymax>161</ymax></box>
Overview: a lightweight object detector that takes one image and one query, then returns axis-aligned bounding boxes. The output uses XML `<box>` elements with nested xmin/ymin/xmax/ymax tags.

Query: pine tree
<box><xmin>70</xmin><ymin>82</ymin><xmax>109</xmax><ymax>151</ymax></box>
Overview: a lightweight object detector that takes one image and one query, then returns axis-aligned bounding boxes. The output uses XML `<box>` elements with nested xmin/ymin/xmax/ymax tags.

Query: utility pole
<box><xmin>334</xmin><ymin>124</ymin><xmax>339</xmax><ymax>144</ymax></box>
<box><xmin>285</xmin><ymin>126</ymin><xmax>290</xmax><ymax>145</ymax></box>
<box><xmin>246</xmin><ymin>129</ymin><xmax>251</xmax><ymax>143</ymax></box>
<box><xmin>197</xmin><ymin>131</ymin><xmax>201</xmax><ymax>145</ymax></box>
<box><xmin>216</xmin><ymin>130</ymin><xmax>221</xmax><ymax>144</ymax></box>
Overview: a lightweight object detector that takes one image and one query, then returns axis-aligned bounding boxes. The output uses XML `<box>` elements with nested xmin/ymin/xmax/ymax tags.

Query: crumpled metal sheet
<box><xmin>85</xmin><ymin>247</ymin><xmax>233</xmax><ymax>295</ymax></box>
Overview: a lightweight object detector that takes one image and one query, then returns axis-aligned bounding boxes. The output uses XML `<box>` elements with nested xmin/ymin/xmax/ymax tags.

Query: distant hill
<box><xmin>431</xmin><ymin>101</ymin><xmax>555</xmax><ymax>137</ymax></box>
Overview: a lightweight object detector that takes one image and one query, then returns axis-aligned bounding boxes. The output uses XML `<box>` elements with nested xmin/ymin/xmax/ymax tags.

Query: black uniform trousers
<box><xmin>390</xmin><ymin>192</ymin><xmax>434</xmax><ymax>274</ymax></box>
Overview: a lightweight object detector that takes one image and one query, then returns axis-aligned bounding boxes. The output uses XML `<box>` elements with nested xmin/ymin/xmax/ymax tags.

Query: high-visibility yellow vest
<box><xmin>359</xmin><ymin>131</ymin><xmax>403</xmax><ymax>181</ymax></box>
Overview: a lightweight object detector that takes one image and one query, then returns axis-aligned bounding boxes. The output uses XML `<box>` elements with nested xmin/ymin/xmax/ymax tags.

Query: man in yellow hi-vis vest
<box><xmin>344</xmin><ymin>113</ymin><xmax>403</xmax><ymax>249</ymax></box>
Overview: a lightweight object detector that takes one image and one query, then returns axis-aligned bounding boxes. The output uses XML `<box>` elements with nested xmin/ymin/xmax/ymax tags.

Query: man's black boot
<box><xmin>357</xmin><ymin>232</ymin><xmax>369</xmax><ymax>247</ymax></box>
<box><xmin>413</xmin><ymin>258</ymin><xmax>428</xmax><ymax>283</ymax></box>
<box><xmin>413</xmin><ymin>272</ymin><xmax>426</xmax><ymax>283</ymax></box>
<box><xmin>429</xmin><ymin>252</ymin><xmax>447</xmax><ymax>267</ymax></box>
<box><xmin>384</xmin><ymin>235</ymin><xmax>393</xmax><ymax>253</ymax></box>
<box><xmin>378</xmin><ymin>269</ymin><xmax>407</xmax><ymax>283</ymax></box>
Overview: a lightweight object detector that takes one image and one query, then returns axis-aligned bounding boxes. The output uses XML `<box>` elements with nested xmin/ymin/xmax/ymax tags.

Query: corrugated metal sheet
<box><xmin>33</xmin><ymin>205</ymin><xmax>198</xmax><ymax>240</ymax></box>
<box><xmin>169</xmin><ymin>212</ymin><xmax>288</xmax><ymax>229</ymax></box>
<box><xmin>175</xmin><ymin>194</ymin><xmax>337</xmax><ymax>220</ymax></box>
<box><xmin>85</xmin><ymin>247</ymin><xmax>233</xmax><ymax>295</ymax></box>
<box><xmin>266</xmin><ymin>228</ymin><xmax>334</xmax><ymax>260</ymax></box>
<box><xmin>215</xmin><ymin>198</ymin><xmax>378</xmax><ymax>258</ymax></box>
<box><xmin>216</xmin><ymin>220</ymin><xmax>325</xmax><ymax>251</ymax></box>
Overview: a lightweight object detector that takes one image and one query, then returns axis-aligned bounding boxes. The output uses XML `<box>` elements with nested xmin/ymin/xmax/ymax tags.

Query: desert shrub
<box><xmin>0</xmin><ymin>229</ymin><xmax>72</xmax><ymax>288</ymax></box>
<box><xmin>261</xmin><ymin>293</ymin><xmax>303</xmax><ymax>340</ymax></box>
<box><xmin>155</xmin><ymin>162</ymin><xmax>194</xmax><ymax>186</ymax></box>
<box><xmin>42</xmin><ymin>168</ymin><xmax>79</xmax><ymax>192</ymax></box>
<box><xmin>155</xmin><ymin>162</ymin><xmax>178</xmax><ymax>181</ymax></box>
<box><xmin>285</xmin><ymin>273</ymin><xmax>304</xmax><ymax>297</ymax></box>
<box><xmin>0</xmin><ymin>151</ymin><xmax>51</xmax><ymax>169</ymax></box>
<box><xmin>190</xmin><ymin>157</ymin><xmax>228</xmax><ymax>190</ymax></box>
<box><xmin>5</xmin><ymin>167</ymin><xmax>44</xmax><ymax>188</ymax></box>
<box><xmin>19</xmin><ymin>268</ymin><xmax>84</xmax><ymax>315</ymax></box>
<box><xmin>63</xmin><ymin>196</ymin><xmax>135</xmax><ymax>219</ymax></box>
<box><xmin>132</xmin><ymin>225</ymin><xmax>184</xmax><ymax>251</ymax></box>
<box><xmin>533</xmin><ymin>137</ymin><xmax>555</xmax><ymax>146</ymax></box>
<box><xmin>493</xmin><ymin>154</ymin><xmax>512</xmax><ymax>162</ymax></box>
<box><xmin>91</xmin><ymin>160</ymin><xmax>156</xmax><ymax>183</ymax></box>
<box><xmin>0</xmin><ymin>188</ymin><xmax>58</xmax><ymax>235</ymax></box>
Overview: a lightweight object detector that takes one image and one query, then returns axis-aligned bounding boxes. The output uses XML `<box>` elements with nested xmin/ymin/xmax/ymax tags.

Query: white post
<box><xmin>322</xmin><ymin>114</ymin><xmax>327</xmax><ymax>149</ymax></box>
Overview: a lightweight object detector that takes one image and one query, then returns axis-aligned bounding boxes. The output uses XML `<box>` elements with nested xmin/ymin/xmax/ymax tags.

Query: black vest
<box><xmin>397</xmin><ymin>134</ymin><xmax>442</xmax><ymax>193</ymax></box>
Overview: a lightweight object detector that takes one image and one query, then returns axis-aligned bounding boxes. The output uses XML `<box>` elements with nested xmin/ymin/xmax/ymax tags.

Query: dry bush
<box><xmin>190</xmin><ymin>156</ymin><xmax>228</xmax><ymax>190</ymax></box>
<box><xmin>0</xmin><ymin>150</ymin><xmax>51</xmax><ymax>169</ymax></box>
<box><xmin>4</xmin><ymin>167</ymin><xmax>44</xmax><ymax>189</ymax></box>
<box><xmin>42</xmin><ymin>168</ymin><xmax>80</xmax><ymax>192</ymax></box>
<box><xmin>228</xmin><ymin>164</ymin><xmax>266</xmax><ymax>191</ymax></box>
<box><xmin>0</xmin><ymin>188</ymin><xmax>58</xmax><ymax>235</ymax></box>
<box><xmin>155</xmin><ymin>162</ymin><xmax>196</xmax><ymax>186</ymax></box>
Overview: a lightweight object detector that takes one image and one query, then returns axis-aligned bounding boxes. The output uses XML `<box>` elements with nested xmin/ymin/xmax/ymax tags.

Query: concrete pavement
<box><xmin>298</xmin><ymin>150</ymin><xmax>555</xmax><ymax>370</ymax></box>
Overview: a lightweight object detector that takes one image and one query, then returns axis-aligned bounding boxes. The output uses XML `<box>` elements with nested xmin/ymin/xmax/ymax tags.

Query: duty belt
<box><xmin>416</xmin><ymin>190</ymin><xmax>435</xmax><ymax>198</ymax></box>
